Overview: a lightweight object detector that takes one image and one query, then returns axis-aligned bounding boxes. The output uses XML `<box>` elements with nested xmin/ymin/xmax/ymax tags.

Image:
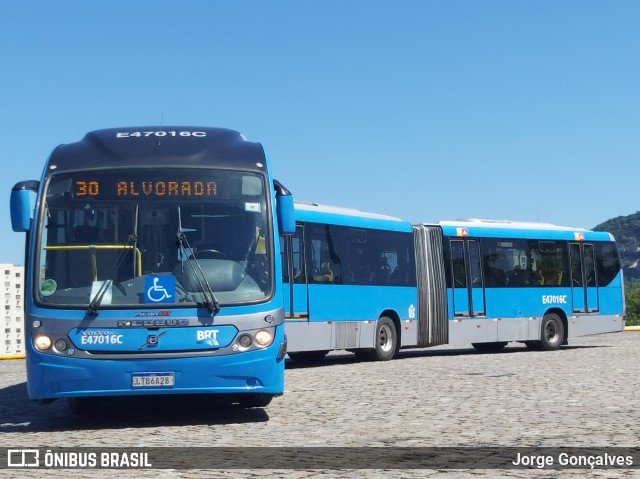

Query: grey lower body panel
<box><xmin>447</xmin><ymin>314</ymin><xmax>625</xmax><ymax>345</ymax></box>
<box><xmin>285</xmin><ymin>320</ymin><xmax>378</xmax><ymax>352</ymax></box>
<box><xmin>567</xmin><ymin>314</ymin><xmax>625</xmax><ymax>337</ymax></box>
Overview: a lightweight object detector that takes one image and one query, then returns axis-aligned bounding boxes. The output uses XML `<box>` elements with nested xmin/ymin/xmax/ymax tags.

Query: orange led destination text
<box><xmin>75</xmin><ymin>180</ymin><xmax>217</xmax><ymax>197</ymax></box>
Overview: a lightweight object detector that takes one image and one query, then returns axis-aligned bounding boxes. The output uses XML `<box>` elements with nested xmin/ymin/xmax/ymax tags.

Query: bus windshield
<box><xmin>36</xmin><ymin>168</ymin><xmax>272</xmax><ymax>308</ymax></box>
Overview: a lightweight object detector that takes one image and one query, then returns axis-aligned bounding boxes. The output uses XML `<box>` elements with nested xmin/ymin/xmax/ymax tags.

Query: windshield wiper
<box><xmin>176</xmin><ymin>231</ymin><xmax>221</xmax><ymax>313</ymax></box>
<box><xmin>86</xmin><ymin>234</ymin><xmax>137</xmax><ymax>315</ymax></box>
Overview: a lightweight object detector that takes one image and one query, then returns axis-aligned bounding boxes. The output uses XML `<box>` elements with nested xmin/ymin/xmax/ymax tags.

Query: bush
<box><xmin>625</xmin><ymin>281</ymin><xmax>640</xmax><ymax>326</ymax></box>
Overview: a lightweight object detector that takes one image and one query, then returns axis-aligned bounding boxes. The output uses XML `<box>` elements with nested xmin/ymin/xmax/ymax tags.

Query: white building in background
<box><xmin>2</xmin><ymin>264</ymin><xmax>24</xmax><ymax>358</ymax></box>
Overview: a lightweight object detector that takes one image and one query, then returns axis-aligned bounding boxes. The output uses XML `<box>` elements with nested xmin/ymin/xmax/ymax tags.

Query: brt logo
<box><xmin>542</xmin><ymin>295</ymin><xmax>567</xmax><ymax>305</ymax></box>
<box><xmin>196</xmin><ymin>330</ymin><xmax>219</xmax><ymax>346</ymax></box>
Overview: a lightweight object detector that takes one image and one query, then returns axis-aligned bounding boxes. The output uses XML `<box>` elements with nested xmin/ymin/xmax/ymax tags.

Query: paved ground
<box><xmin>0</xmin><ymin>332</ymin><xmax>639</xmax><ymax>478</ymax></box>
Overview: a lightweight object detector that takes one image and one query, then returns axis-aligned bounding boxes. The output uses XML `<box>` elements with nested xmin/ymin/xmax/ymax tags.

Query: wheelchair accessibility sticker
<box><xmin>144</xmin><ymin>276</ymin><xmax>176</xmax><ymax>304</ymax></box>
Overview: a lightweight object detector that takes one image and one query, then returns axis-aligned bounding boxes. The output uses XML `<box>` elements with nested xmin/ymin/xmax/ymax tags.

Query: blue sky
<box><xmin>1</xmin><ymin>1</ymin><xmax>638</xmax><ymax>266</ymax></box>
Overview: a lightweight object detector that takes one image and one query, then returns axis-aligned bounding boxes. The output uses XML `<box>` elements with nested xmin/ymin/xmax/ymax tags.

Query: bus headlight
<box><xmin>54</xmin><ymin>339</ymin><xmax>68</xmax><ymax>352</ymax></box>
<box><xmin>34</xmin><ymin>335</ymin><xmax>52</xmax><ymax>351</ymax></box>
<box><xmin>238</xmin><ymin>334</ymin><xmax>253</xmax><ymax>348</ymax></box>
<box><xmin>255</xmin><ymin>329</ymin><xmax>273</xmax><ymax>347</ymax></box>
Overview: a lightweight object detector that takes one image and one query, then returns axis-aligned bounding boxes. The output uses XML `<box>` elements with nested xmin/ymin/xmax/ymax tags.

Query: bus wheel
<box><xmin>471</xmin><ymin>342</ymin><xmax>508</xmax><ymax>353</ymax></box>
<box><xmin>540</xmin><ymin>313</ymin><xmax>564</xmax><ymax>351</ymax></box>
<box><xmin>237</xmin><ymin>393</ymin><xmax>274</xmax><ymax>408</ymax></box>
<box><xmin>287</xmin><ymin>351</ymin><xmax>329</xmax><ymax>363</ymax></box>
<box><xmin>372</xmin><ymin>317</ymin><xmax>397</xmax><ymax>361</ymax></box>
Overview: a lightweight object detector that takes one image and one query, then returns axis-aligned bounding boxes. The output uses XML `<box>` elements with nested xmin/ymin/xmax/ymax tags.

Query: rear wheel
<box><xmin>371</xmin><ymin>317</ymin><xmax>397</xmax><ymax>361</ymax></box>
<box><xmin>539</xmin><ymin>313</ymin><xmax>564</xmax><ymax>351</ymax></box>
<box><xmin>471</xmin><ymin>341</ymin><xmax>508</xmax><ymax>353</ymax></box>
<box><xmin>236</xmin><ymin>393</ymin><xmax>274</xmax><ymax>408</ymax></box>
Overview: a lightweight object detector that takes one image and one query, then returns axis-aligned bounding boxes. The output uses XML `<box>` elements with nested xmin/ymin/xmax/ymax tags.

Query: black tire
<box><xmin>287</xmin><ymin>350</ymin><xmax>329</xmax><ymax>363</ymax></box>
<box><xmin>371</xmin><ymin>317</ymin><xmax>397</xmax><ymax>361</ymax></box>
<box><xmin>236</xmin><ymin>393</ymin><xmax>274</xmax><ymax>408</ymax></box>
<box><xmin>471</xmin><ymin>341</ymin><xmax>508</xmax><ymax>353</ymax></box>
<box><xmin>539</xmin><ymin>313</ymin><xmax>565</xmax><ymax>351</ymax></box>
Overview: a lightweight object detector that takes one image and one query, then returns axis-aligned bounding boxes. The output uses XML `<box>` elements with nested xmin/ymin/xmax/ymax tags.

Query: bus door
<box><xmin>569</xmin><ymin>242</ymin><xmax>599</xmax><ymax>313</ymax></box>
<box><xmin>282</xmin><ymin>225</ymin><xmax>309</xmax><ymax>319</ymax></box>
<box><xmin>450</xmin><ymin>239</ymin><xmax>486</xmax><ymax>317</ymax></box>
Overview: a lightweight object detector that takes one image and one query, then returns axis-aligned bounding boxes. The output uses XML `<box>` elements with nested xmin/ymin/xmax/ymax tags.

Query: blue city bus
<box><xmin>10</xmin><ymin>127</ymin><xmax>295</xmax><ymax>411</ymax></box>
<box><xmin>281</xmin><ymin>209</ymin><xmax>625</xmax><ymax>361</ymax></box>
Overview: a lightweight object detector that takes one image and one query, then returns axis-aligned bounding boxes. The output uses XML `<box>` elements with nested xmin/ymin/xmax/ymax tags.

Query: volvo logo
<box><xmin>138</xmin><ymin>331</ymin><xmax>167</xmax><ymax>350</ymax></box>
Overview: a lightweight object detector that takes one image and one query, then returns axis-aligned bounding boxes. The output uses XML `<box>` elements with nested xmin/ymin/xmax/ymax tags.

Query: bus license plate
<box><xmin>132</xmin><ymin>372</ymin><xmax>175</xmax><ymax>388</ymax></box>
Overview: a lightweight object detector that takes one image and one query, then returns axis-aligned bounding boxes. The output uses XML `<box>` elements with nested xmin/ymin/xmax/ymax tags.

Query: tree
<box><xmin>625</xmin><ymin>282</ymin><xmax>640</xmax><ymax>326</ymax></box>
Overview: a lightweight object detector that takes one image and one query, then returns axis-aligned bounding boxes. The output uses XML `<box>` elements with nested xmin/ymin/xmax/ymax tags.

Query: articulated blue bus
<box><xmin>281</xmin><ymin>208</ymin><xmax>625</xmax><ymax>361</ymax></box>
<box><xmin>10</xmin><ymin>127</ymin><xmax>295</xmax><ymax>411</ymax></box>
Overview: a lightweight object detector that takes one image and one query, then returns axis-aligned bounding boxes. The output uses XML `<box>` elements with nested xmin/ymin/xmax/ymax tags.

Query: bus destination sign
<box><xmin>74</xmin><ymin>180</ymin><xmax>218</xmax><ymax>199</ymax></box>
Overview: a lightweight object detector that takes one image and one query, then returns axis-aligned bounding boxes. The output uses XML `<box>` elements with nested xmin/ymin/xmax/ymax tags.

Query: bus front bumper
<box><xmin>25</xmin><ymin>335</ymin><xmax>286</xmax><ymax>400</ymax></box>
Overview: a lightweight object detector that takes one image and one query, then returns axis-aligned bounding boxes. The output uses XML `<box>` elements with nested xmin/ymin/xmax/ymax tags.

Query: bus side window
<box><xmin>451</xmin><ymin>241</ymin><xmax>467</xmax><ymax>288</ymax></box>
<box><xmin>468</xmin><ymin>240</ymin><xmax>483</xmax><ymax>287</ymax></box>
<box><xmin>281</xmin><ymin>228</ymin><xmax>306</xmax><ymax>284</ymax></box>
<box><xmin>570</xmin><ymin>244</ymin><xmax>583</xmax><ymax>287</ymax></box>
<box><xmin>530</xmin><ymin>241</ymin><xmax>567</xmax><ymax>287</ymax></box>
<box><xmin>279</xmin><ymin>235</ymin><xmax>288</xmax><ymax>282</ymax></box>
<box><xmin>291</xmin><ymin>231</ymin><xmax>306</xmax><ymax>284</ymax></box>
<box><xmin>307</xmin><ymin>225</ymin><xmax>342</xmax><ymax>284</ymax></box>
<box><xmin>584</xmin><ymin>244</ymin><xmax>596</xmax><ymax>287</ymax></box>
<box><xmin>390</xmin><ymin>243</ymin><xmax>414</xmax><ymax>287</ymax></box>
<box><xmin>596</xmin><ymin>242</ymin><xmax>620</xmax><ymax>286</ymax></box>
<box><xmin>379</xmin><ymin>251</ymin><xmax>394</xmax><ymax>285</ymax></box>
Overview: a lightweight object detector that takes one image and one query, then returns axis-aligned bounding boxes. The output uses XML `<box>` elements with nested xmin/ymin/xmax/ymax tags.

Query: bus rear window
<box><xmin>596</xmin><ymin>242</ymin><xmax>621</xmax><ymax>286</ymax></box>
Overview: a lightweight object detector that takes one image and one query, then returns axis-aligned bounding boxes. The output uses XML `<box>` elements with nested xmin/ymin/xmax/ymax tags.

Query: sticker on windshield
<box><xmin>245</xmin><ymin>202</ymin><xmax>261</xmax><ymax>213</ymax></box>
<box><xmin>144</xmin><ymin>276</ymin><xmax>176</xmax><ymax>304</ymax></box>
<box><xmin>40</xmin><ymin>279</ymin><xmax>57</xmax><ymax>297</ymax></box>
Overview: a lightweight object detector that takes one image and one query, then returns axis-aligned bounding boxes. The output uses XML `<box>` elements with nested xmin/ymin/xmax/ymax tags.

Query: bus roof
<box><xmin>430</xmin><ymin>219</ymin><xmax>614</xmax><ymax>241</ymax></box>
<box><xmin>295</xmin><ymin>202</ymin><xmax>412</xmax><ymax>232</ymax></box>
<box><xmin>44</xmin><ymin>127</ymin><xmax>267</xmax><ymax>174</ymax></box>
<box><xmin>439</xmin><ymin>219</ymin><xmax>588</xmax><ymax>231</ymax></box>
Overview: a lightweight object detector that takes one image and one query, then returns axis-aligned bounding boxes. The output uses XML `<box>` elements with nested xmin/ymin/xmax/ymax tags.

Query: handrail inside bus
<box><xmin>44</xmin><ymin>245</ymin><xmax>143</xmax><ymax>279</ymax></box>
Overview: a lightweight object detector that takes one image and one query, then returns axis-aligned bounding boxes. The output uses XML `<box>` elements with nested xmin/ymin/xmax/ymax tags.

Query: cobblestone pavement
<box><xmin>0</xmin><ymin>332</ymin><xmax>639</xmax><ymax>478</ymax></box>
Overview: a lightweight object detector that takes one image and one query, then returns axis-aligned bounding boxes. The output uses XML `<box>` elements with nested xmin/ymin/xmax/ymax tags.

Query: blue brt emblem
<box><xmin>144</xmin><ymin>276</ymin><xmax>176</xmax><ymax>304</ymax></box>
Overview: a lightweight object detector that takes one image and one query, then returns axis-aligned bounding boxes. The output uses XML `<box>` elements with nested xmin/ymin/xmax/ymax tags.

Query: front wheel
<box><xmin>371</xmin><ymin>317</ymin><xmax>398</xmax><ymax>361</ymax></box>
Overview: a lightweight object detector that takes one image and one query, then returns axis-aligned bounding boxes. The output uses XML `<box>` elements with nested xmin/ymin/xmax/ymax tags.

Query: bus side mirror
<box><xmin>10</xmin><ymin>180</ymin><xmax>39</xmax><ymax>232</ymax></box>
<box><xmin>274</xmin><ymin>180</ymin><xmax>296</xmax><ymax>235</ymax></box>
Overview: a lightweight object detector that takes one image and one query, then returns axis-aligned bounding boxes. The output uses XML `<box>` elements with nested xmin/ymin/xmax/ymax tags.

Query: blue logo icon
<box><xmin>144</xmin><ymin>276</ymin><xmax>176</xmax><ymax>304</ymax></box>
